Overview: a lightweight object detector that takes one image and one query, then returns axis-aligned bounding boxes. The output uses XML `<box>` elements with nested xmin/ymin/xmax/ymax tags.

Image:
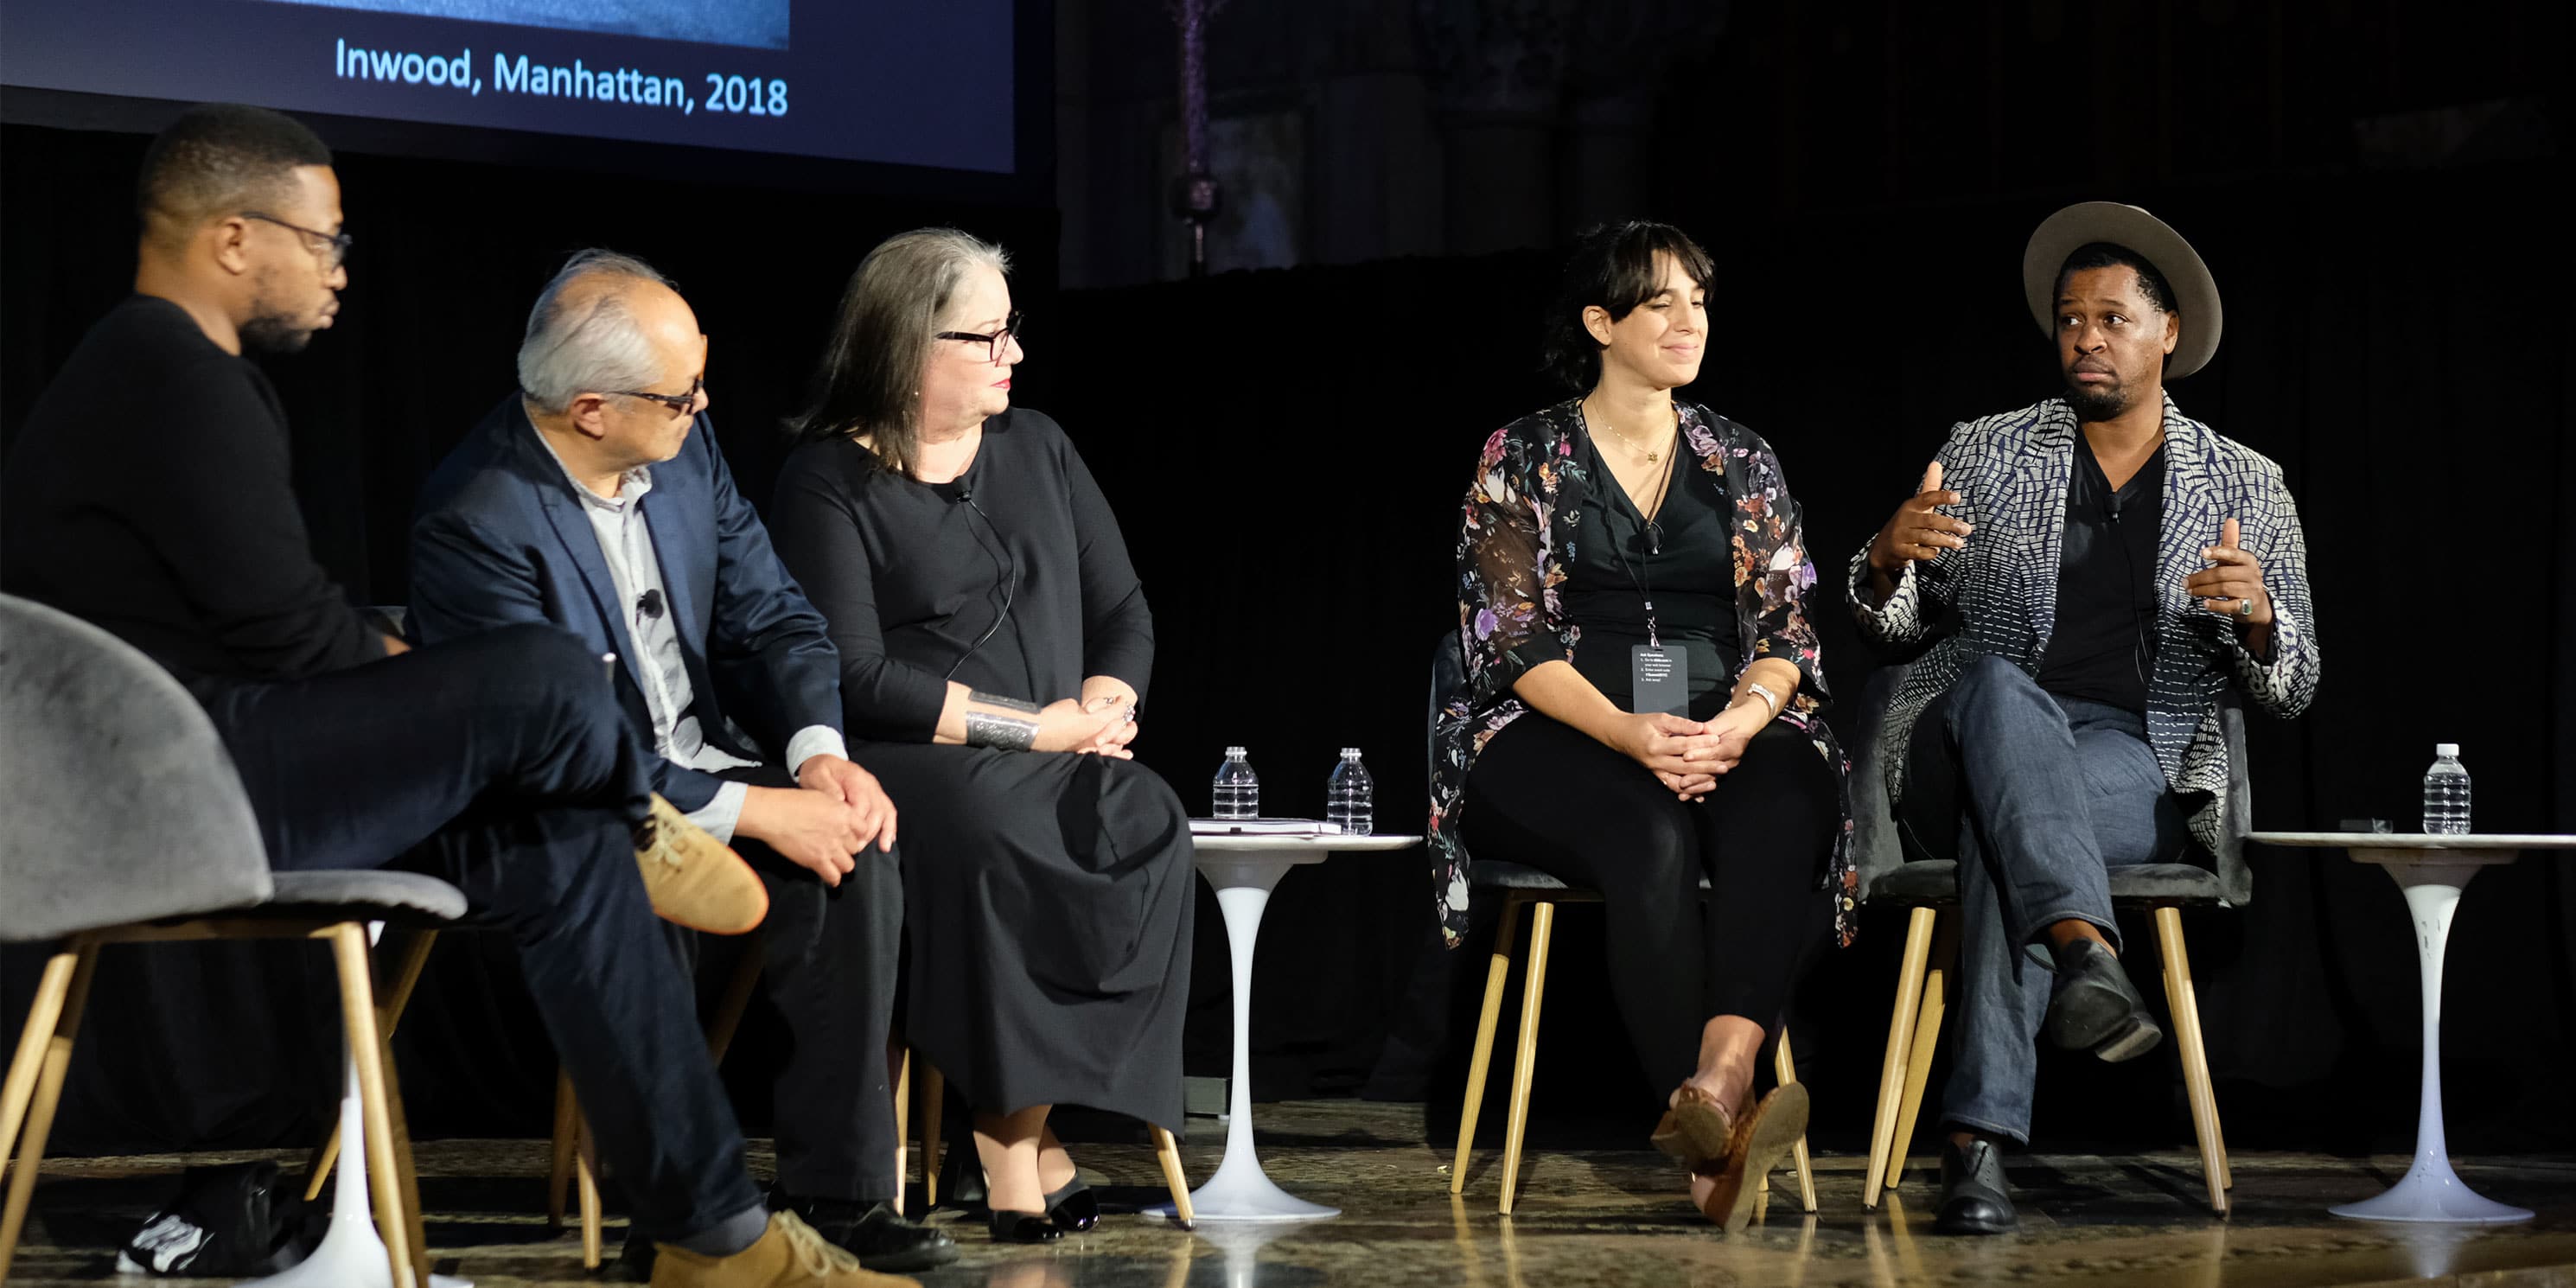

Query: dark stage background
<box><xmin>4</xmin><ymin>70</ymin><xmax>2573</xmax><ymax>1169</ymax></box>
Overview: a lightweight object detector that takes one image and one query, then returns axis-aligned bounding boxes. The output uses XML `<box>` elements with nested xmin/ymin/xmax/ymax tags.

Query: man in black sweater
<box><xmin>0</xmin><ymin>104</ymin><xmax>909</xmax><ymax>1288</ymax></box>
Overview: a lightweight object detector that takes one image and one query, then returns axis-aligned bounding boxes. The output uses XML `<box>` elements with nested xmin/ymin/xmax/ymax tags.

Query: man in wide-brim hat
<box><xmin>1846</xmin><ymin>203</ymin><xmax>2322</xmax><ymax>1234</ymax></box>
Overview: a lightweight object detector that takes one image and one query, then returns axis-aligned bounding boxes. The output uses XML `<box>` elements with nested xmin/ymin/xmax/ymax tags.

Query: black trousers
<box><xmin>198</xmin><ymin>624</ymin><xmax>761</xmax><ymax>1242</ymax></box>
<box><xmin>664</xmin><ymin>764</ymin><xmax>905</xmax><ymax>1203</ymax></box>
<box><xmin>1463</xmin><ymin>713</ymin><xmax>1838</xmax><ymax>1093</ymax></box>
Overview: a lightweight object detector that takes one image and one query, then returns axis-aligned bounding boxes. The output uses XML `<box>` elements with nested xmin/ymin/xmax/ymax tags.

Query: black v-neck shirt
<box><xmin>1563</xmin><ymin>438</ymin><xmax>1742</xmax><ymax>719</ymax></box>
<box><xmin>2037</xmin><ymin>434</ymin><xmax>2165</xmax><ymax>714</ymax></box>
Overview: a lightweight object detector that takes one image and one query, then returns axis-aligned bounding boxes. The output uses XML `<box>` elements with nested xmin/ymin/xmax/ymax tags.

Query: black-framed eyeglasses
<box><xmin>935</xmin><ymin>310</ymin><xmax>1023</xmax><ymax>363</ymax></box>
<box><xmin>604</xmin><ymin>375</ymin><xmax>703</xmax><ymax>419</ymax></box>
<box><xmin>240</xmin><ymin>211</ymin><xmax>354</xmax><ymax>269</ymax></box>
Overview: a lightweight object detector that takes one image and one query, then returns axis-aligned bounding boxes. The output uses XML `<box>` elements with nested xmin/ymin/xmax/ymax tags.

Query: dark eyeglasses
<box><xmin>240</xmin><ymin>212</ymin><xmax>354</xmax><ymax>269</ymax></box>
<box><xmin>935</xmin><ymin>310</ymin><xmax>1023</xmax><ymax>363</ymax></box>
<box><xmin>604</xmin><ymin>375</ymin><xmax>703</xmax><ymax>419</ymax></box>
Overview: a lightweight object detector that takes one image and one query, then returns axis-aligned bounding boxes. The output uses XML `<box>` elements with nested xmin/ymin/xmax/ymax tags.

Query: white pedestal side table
<box><xmin>1147</xmin><ymin>831</ymin><xmax>1423</xmax><ymax>1223</ymax></box>
<box><xmin>2250</xmin><ymin>832</ymin><xmax>2574</xmax><ymax>1224</ymax></box>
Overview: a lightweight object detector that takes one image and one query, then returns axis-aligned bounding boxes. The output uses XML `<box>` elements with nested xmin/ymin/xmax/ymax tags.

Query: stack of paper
<box><xmin>1189</xmin><ymin>819</ymin><xmax>1345</xmax><ymax>837</ymax></box>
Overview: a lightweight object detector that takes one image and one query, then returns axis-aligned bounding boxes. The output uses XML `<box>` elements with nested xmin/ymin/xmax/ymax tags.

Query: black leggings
<box><xmin>1462</xmin><ymin>713</ymin><xmax>1839</xmax><ymax>1092</ymax></box>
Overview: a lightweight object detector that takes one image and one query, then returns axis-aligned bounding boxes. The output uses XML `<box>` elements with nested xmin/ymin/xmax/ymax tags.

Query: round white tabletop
<box><xmin>2249</xmin><ymin>832</ymin><xmax>2574</xmax><ymax>1224</ymax></box>
<box><xmin>1151</xmin><ymin>830</ymin><xmax>1424</xmax><ymax>1225</ymax></box>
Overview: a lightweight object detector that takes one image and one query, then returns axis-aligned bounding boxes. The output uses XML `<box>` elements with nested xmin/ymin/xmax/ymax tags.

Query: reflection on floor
<box><xmin>9</xmin><ymin>1100</ymin><xmax>2575</xmax><ymax>1286</ymax></box>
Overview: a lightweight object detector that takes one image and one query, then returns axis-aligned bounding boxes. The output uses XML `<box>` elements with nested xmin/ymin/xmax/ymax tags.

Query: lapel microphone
<box><xmin>637</xmin><ymin>588</ymin><xmax>664</xmax><ymax>619</ymax></box>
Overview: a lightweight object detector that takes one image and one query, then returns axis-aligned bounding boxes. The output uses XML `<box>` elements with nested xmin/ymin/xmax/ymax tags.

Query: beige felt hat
<box><xmin>2023</xmin><ymin>201</ymin><xmax>2222</xmax><ymax>379</ymax></box>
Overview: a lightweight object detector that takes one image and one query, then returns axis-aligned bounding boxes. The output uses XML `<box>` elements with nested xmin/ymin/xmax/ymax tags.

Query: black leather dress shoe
<box><xmin>1043</xmin><ymin>1177</ymin><xmax>1100</xmax><ymax>1232</ymax></box>
<box><xmin>2044</xmin><ymin>939</ymin><xmax>2165</xmax><ymax>1062</ymax></box>
<box><xmin>779</xmin><ymin>1196</ymin><xmax>960</xmax><ymax>1272</ymax></box>
<box><xmin>1934</xmin><ymin>1138</ymin><xmax>2019</xmax><ymax>1235</ymax></box>
<box><xmin>990</xmin><ymin>1209</ymin><xmax>1064</xmax><ymax>1243</ymax></box>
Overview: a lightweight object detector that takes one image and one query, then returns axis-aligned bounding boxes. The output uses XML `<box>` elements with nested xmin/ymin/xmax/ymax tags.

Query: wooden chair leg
<box><xmin>328</xmin><ymin>922</ymin><xmax>419</xmax><ymax>1288</ymax></box>
<box><xmin>0</xmin><ymin>940</ymin><xmax>97</xmax><ymax>1282</ymax></box>
<box><xmin>306</xmin><ymin>928</ymin><xmax>440</xmax><ymax>1202</ymax></box>
<box><xmin>0</xmin><ymin>949</ymin><xmax>85</xmax><ymax>1163</ymax></box>
<box><xmin>1496</xmin><ymin>900</ymin><xmax>1556</xmax><ymax>1215</ymax></box>
<box><xmin>546</xmin><ymin>1067</ymin><xmax>578</xmax><ymax>1232</ymax></box>
<box><xmin>1887</xmin><ymin>911</ymin><xmax>1957</xmax><ymax>1193</ymax></box>
<box><xmin>1450</xmin><ymin>892</ymin><xmax>1523</xmax><ymax>1196</ymax></box>
<box><xmin>1774</xmin><ymin>1031</ymin><xmax>1818</xmax><ymax>1215</ymax></box>
<box><xmin>575</xmin><ymin>1113</ymin><xmax>603</xmax><ymax>1269</ymax></box>
<box><xmin>921</xmin><ymin>1064</ymin><xmax>945</xmax><ymax>1208</ymax></box>
<box><xmin>892</xmin><ymin>1047</ymin><xmax>911</xmax><ymax>1217</ymax></box>
<box><xmin>1151</xmin><ymin>1123</ymin><xmax>1194</xmax><ymax>1226</ymax></box>
<box><xmin>2153</xmin><ymin>907</ymin><xmax>2229</xmax><ymax>1216</ymax></box>
<box><xmin>1865</xmin><ymin>906</ymin><xmax>1937</xmax><ymax>1208</ymax></box>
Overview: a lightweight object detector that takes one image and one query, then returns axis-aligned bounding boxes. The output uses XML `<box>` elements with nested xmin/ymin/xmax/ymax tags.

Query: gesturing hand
<box><xmin>1867</xmin><ymin>461</ymin><xmax>1973</xmax><ymax>574</ymax></box>
<box><xmin>797</xmin><ymin>754</ymin><xmax>899</xmax><ymax>854</ymax></box>
<box><xmin>2184</xmin><ymin>517</ymin><xmax>2271</xmax><ymax>627</ymax></box>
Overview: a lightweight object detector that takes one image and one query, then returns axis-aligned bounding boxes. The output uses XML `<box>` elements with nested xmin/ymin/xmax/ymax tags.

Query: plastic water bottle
<box><xmin>1325</xmin><ymin>748</ymin><xmax>1374</xmax><ymax>836</ymax></box>
<box><xmin>1213</xmin><ymin>746</ymin><xmax>1259</xmax><ymax>819</ymax></box>
<box><xmin>2421</xmin><ymin>744</ymin><xmax>2471</xmax><ymax>835</ymax></box>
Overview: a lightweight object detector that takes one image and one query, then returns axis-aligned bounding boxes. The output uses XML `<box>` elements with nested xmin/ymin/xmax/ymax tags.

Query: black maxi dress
<box><xmin>770</xmin><ymin>407</ymin><xmax>1194</xmax><ymax>1130</ymax></box>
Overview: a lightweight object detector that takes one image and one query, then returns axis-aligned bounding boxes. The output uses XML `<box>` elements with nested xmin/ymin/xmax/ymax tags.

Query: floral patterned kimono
<box><xmin>1427</xmin><ymin>399</ymin><xmax>1857</xmax><ymax>950</ymax></box>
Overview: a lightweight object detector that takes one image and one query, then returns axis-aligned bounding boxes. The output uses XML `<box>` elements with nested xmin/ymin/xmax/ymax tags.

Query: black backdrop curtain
<box><xmin>4</xmin><ymin>119</ymin><xmax>2571</xmax><ymax>1158</ymax></box>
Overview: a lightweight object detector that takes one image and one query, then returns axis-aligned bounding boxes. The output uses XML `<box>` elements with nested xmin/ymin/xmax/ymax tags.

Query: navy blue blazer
<box><xmin>410</xmin><ymin>394</ymin><xmax>842</xmax><ymax>813</ymax></box>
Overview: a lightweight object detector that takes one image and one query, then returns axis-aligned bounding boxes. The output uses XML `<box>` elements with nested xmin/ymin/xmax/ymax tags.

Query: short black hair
<box><xmin>2053</xmin><ymin>241</ymin><xmax>2177</xmax><ymax>316</ymax></box>
<box><xmin>1541</xmin><ymin>220</ymin><xmax>1717</xmax><ymax>390</ymax></box>
<box><xmin>137</xmin><ymin>104</ymin><xmax>333</xmax><ymax>246</ymax></box>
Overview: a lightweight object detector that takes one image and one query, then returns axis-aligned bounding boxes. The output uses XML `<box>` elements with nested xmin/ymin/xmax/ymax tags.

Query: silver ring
<box><xmin>2236</xmin><ymin>598</ymin><xmax>2255</xmax><ymax>617</ymax></box>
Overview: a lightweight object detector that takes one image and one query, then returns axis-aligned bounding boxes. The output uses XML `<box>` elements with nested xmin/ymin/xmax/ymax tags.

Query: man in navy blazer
<box><xmin>411</xmin><ymin>251</ymin><xmax>953</xmax><ymax>1274</ymax></box>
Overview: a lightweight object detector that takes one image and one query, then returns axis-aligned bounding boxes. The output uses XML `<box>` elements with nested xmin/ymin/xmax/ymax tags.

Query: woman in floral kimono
<box><xmin>1428</xmin><ymin>222</ymin><xmax>1853</xmax><ymax>1231</ymax></box>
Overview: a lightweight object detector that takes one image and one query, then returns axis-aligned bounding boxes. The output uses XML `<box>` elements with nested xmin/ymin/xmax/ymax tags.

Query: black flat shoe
<box><xmin>990</xmin><ymin>1209</ymin><xmax>1064</xmax><ymax>1244</ymax></box>
<box><xmin>780</xmin><ymin>1196</ymin><xmax>960</xmax><ymax>1273</ymax></box>
<box><xmin>1043</xmin><ymin>1177</ymin><xmax>1099</xmax><ymax>1232</ymax></box>
<box><xmin>2044</xmin><ymin>939</ymin><xmax>2165</xmax><ymax>1062</ymax></box>
<box><xmin>1934</xmin><ymin>1138</ymin><xmax>2019</xmax><ymax>1235</ymax></box>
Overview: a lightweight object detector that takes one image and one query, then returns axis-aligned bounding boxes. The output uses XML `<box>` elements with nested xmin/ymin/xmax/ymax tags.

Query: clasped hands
<box><xmin>740</xmin><ymin>754</ymin><xmax>897</xmax><ymax>887</ymax></box>
<box><xmin>1610</xmin><ymin>701</ymin><xmax>1769</xmax><ymax>802</ymax></box>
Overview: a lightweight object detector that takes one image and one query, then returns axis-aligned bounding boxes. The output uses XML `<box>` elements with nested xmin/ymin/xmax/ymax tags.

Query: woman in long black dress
<box><xmin>771</xmin><ymin>228</ymin><xmax>1194</xmax><ymax>1244</ymax></box>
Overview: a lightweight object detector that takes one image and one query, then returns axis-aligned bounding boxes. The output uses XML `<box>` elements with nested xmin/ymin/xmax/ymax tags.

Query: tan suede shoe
<box><xmin>651</xmin><ymin>1211</ymin><xmax>919</xmax><ymax>1288</ymax></box>
<box><xmin>634</xmin><ymin>794</ymin><xmax>767</xmax><ymax>934</ymax></box>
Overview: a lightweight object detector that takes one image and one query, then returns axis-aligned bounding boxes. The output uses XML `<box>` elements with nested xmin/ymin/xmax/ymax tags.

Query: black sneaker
<box><xmin>1934</xmin><ymin>1138</ymin><xmax>2019</xmax><ymax>1235</ymax></box>
<box><xmin>2044</xmin><ymin>939</ymin><xmax>2164</xmax><ymax>1062</ymax></box>
<box><xmin>780</xmin><ymin>1196</ymin><xmax>960</xmax><ymax>1273</ymax></box>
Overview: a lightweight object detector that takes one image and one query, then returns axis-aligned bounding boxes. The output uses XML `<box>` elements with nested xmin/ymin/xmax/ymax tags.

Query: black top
<box><xmin>2037</xmin><ymin>435</ymin><xmax>2165</xmax><ymax>714</ymax></box>
<box><xmin>768</xmin><ymin>407</ymin><xmax>1154</xmax><ymax>743</ymax></box>
<box><xmin>1</xmin><ymin>296</ymin><xmax>379</xmax><ymax>684</ymax></box>
<box><xmin>1564</xmin><ymin>438</ymin><xmax>1742</xmax><ymax>720</ymax></box>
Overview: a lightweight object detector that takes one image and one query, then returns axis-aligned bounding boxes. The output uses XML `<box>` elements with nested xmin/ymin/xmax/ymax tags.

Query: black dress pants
<box><xmin>197</xmin><ymin>624</ymin><xmax>762</xmax><ymax>1242</ymax></box>
<box><xmin>1462</xmin><ymin>714</ymin><xmax>1838</xmax><ymax>1093</ymax></box>
<box><xmin>662</xmin><ymin>764</ymin><xmax>905</xmax><ymax>1204</ymax></box>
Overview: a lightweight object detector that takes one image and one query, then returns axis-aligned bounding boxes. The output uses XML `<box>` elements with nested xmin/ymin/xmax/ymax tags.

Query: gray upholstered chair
<box><xmin>1851</xmin><ymin>663</ymin><xmax>2248</xmax><ymax>1216</ymax></box>
<box><xmin>1429</xmin><ymin>636</ymin><xmax>1817</xmax><ymax>1216</ymax></box>
<box><xmin>0</xmin><ymin>593</ymin><xmax>467</xmax><ymax>1286</ymax></box>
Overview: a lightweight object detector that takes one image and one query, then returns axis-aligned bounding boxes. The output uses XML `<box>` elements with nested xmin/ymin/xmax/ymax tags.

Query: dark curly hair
<box><xmin>1540</xmin><ymin>220</ymin><xmax>1716</xmax><ymax>391</ymax></box>
<box><xmin>2053</xmin><ymin>241</ymin><xmax>2177</xmax><ymax>316</ymax></box>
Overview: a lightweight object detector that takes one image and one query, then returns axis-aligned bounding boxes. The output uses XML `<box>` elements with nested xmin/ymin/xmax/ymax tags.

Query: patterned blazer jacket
<box><xmin>1429</xmin><ymin>399</ymin><xmax>1858</xmax><ymax>951</ymax></box>
<box><xmin>1845</xmin><ymin>393</ymin><xmax>2320</xmax><ymax>858</ymax></box>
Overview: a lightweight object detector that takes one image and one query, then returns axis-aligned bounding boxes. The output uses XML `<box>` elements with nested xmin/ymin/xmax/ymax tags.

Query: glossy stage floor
<box><xmin>9</xmin><ymin>1101</ymin><xmax>2574</xmax><ymax>1286</ymax></box>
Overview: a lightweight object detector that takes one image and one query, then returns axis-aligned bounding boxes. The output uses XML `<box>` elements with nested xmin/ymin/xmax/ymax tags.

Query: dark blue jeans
<box><xmin>1898</xmin><ymin>655</ymin><xmax>2186</xmax><ymax>1143</ymax></box>
<box><xmin>199</xmin><ymin>623</ymin><xmax>763</xmax><ymax>1242</ymax></box>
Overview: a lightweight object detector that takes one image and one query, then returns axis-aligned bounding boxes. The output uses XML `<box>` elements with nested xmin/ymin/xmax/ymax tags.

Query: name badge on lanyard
<box><xmin>1630</xmin><ymin>643</ymin><xmax>1689</xmax><ymax>716</ymax></box>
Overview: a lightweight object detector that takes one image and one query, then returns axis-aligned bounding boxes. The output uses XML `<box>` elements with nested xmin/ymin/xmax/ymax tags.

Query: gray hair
<box><xmin>517</xmin><ymin>249</ymin><xmax>677</xmax><ymax>414</ymax></box>
<box><xmin>786</xmin><ymin>228</ymin><xmax>1011</xmax><ymax>477</ymax></box>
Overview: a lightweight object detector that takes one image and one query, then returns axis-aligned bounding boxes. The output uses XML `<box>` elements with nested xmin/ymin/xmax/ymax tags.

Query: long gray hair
<box><xmin>787</xmin><ymin>228</ymin><xmax>1011</xmax><ymax>478</ymax></box>
<box><xmin>517</xmin><ymin>249</ymin><xmax>675</xmax><ymax>413</ymax></box>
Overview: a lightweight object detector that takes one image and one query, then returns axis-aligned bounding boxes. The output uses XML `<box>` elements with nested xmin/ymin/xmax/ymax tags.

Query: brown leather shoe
<box><xmin>649</xmin><ymin>1211</ymin><xmax>918</xmax><ymax>1288</ymax></box>
<box><xmin>1693</xmin><ymin>1081</ymin><xmax>1810</xmax><ymax>1234</ymax></box>
<box><xmin>1650</xmin><ymin>1083</ymin><xmax>1737</xmax><ymax>1169</ymax></box>
<box><xmin>634</xmin><ymin>794</ymin><xmax>767</xmax><ymax>934</ymax></box>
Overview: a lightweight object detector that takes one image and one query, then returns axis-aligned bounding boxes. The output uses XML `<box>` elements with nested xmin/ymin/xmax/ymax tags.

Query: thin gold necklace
<box><xmin>1586</xmin><ymin>401</ymin><xmax>1677</xmax><ymax>463</ymax></box>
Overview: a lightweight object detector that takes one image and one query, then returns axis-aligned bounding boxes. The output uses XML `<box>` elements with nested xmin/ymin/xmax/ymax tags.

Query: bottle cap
<box><xmin>2436</xmin><ymin>743</ymin><xmax>2458</xmax><ymax>757</ymax></box>
<box><xmin>1341</xmin><ymin>747</ymin><xmax>1360</xmax><ymax>757</ymax></box>
<box><xmin>1226</xmin><ymin>745</ymin><xmax>1247</xmax><ymax>757</ymax></box>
